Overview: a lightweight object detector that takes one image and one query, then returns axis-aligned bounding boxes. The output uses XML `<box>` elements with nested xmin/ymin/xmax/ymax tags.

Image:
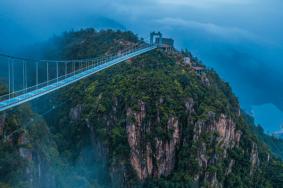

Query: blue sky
<box><xmin>1</xmin><ymin>0</ymin><xmax>283</xmax><ymax>132</ymax></box>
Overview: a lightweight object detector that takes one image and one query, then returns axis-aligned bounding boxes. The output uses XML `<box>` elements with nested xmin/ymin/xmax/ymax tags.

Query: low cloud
<box><xmin>156</xmin><ymin>0</ymin><xmax>253</xmax><ymax>8</ymax></box>
<box><xmin>155</xmin><ymin>17</ymin><xmax>257</xmax><ymax>40</ymax></box>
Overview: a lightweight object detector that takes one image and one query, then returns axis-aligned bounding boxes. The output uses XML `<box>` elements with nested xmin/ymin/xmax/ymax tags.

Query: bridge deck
<box><xmin>0</xmin><ymin>45</ymin><xmax>156</xmax><ymax>112</ymax></box>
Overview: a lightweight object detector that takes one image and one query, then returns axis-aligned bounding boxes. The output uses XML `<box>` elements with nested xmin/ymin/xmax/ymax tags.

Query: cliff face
<box><xmin>191</xmin><ymin>114</ymin><xmax>241</xmax><ymax>185</ymax></box>
<box><xmin>124</xmin><ymin>101</ymin><xmax>243</xmax><ymax>183</ymax></box>
<box><xmin>0</xmin><ymin>105</ymin><xmax>58</xmax><ymax>188</ymax></box>
<box><xmin>126</xmin><ymin>101</ymin><xmax>180</xmax><ymax>180</ymax></box>
<box><xmin>87</xmin><ymin>97</ymin><xmax>260</xmax><ymax>187</ymax></box>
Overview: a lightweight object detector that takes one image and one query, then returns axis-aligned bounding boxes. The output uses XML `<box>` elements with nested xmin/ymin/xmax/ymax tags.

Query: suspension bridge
<box><xmin>0</xmin><ymin>43</ymin><xmax>157</xmax><ymax>112</ymax></box>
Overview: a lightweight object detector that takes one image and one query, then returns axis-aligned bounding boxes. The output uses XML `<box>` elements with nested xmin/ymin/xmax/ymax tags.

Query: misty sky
<box><xmin>1</xmin><ymin>0</ymin><xmax>283</xmax><ymax>132</ymax></box>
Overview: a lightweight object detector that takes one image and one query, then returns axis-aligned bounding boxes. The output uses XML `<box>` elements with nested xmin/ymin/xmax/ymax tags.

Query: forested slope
<box><xmin>0</xmin><ymin>29</ymin><xmax>283</xmax><ymax>188</ymax></box>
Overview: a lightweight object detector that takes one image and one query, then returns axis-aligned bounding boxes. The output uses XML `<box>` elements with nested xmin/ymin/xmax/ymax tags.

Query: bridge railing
<box><xmin>0</xmin><ymin>43</ymin><xmax>156</xmax><ymax>104</ymax></box>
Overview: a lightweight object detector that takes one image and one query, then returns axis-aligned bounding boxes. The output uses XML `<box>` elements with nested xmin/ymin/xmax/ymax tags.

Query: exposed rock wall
<box><xmin>192</xmin><ymin>113</ymin><xmax>242</xmax><ymax>187</ymax></box>
<box><xmin>122</xmin><ymin>100</ymin><xmax>260</xmax><ymax>187</ymax></box>
<box><xmin>126</xmin><ymin>101</ymin><xmax>180</xmax><ymax>180</ymax></box>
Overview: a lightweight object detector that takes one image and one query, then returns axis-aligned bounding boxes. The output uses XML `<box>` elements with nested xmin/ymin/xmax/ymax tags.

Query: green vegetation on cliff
<box><xmin>0</xmin><ymin>29</ymin><xmax>283</xmax><ymax>188</ymax></box>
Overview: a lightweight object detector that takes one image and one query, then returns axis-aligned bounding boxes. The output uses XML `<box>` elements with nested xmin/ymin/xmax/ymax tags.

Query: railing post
<box><xmin>8</xmin><ymin>58</ymin><xmax>11</xmax><ymax>99</ymax></box>
<box><xmin>56</xmin><ymin>62</ymin><xmax>59</xmax><ymax>85</ymax></box>
<box><xmin>65</xmin><ymin>62</ymin><xmax>67</xmax><ymax>78</ymax></box>
<box><xmin>47</xmin><ymin>62</ymin><xmax>49</xmax><ymax>86</ymax></box>
<box><xmin>23</xmin><ymin>61</ymin><xmax>25</xmax><ymax>93</ymax></box>
<box><xmin>25</xmin><ymin>61</ymin><xmax>27</xmax><ymax>94</ymax></box>
<box><xmin>73</xmin><ymin>61</ymin><xmax>75</xmax><ymax>75</ymax></box>
<box><xmin>12</xmin><ymin>59</ymin><xmax>14</xmax><ymax>97</ymax></box>
<box><xmin>36</xmin><ymin>61</ymin><xmax>38</xmax><ymax>89</ymax></box>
